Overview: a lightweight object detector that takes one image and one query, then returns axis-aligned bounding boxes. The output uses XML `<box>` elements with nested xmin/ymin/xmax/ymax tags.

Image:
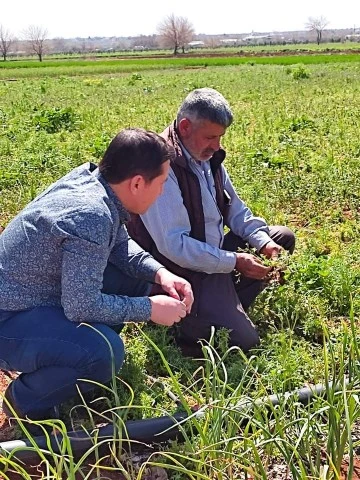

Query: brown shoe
<box><xmin>2</xmin><ymin>386</ymin><xmax>24</xmax><ymax>419</ymax></box>
<box><xmin>3</xmin><ymin>386</ymin><xmax>60</xmax><ymax>437</ymax></box>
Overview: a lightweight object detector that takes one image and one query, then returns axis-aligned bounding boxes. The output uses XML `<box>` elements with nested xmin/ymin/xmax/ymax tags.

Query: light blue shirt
<box><xmin>0</xmin><ymin>164</ymin><xmax>163</xmax><ymax>325</ymax></box>
<box><xmin>141</xmin><ymin>146</ymin><xmax>271</xmax><ymax>275</ymax></box>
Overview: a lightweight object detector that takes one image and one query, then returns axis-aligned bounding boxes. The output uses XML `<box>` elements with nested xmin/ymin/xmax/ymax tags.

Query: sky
<box><xmin>2</xmin><ymin>0</ymin><xmax>360</xmax><ymax>39</ymax></box>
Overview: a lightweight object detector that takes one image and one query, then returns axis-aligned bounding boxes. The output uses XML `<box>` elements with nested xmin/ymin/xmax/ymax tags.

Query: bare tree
<box><xmin>131</xmin><ymin>34</ymin><xmax>159</xmax><ymax>50</ymax></box>
<box><xmin>157</xmin><ymin>14</ymin><xmax>194</xmax><ymax>55</ymax></box>
<box><xmin>24</xmin><ymin>25</ymin><xmax>48</xmax><ymax>61</ymax></box>
<box><xmin>206</xmin><ymin>36</ymin><xmax>220</xmax><ymax>48</ymax></box>
<box><xmin>306</xmin><ymin>16</ymin><xmax>329</xmax><ymax>45</ymax></box>
<box><xmin>178</xmin><ymin>16</ymin><xmax>195</xmax><ymax>53</ymax></box>
<box><xmin>49</xmin><ymin>37</ymin><xmax>67</xmax><ymax>55</ymax></box>
<box><xmin>0</xmin><ymin>25</ymin><xmax>15</xmax><ymax>61</ymax></box>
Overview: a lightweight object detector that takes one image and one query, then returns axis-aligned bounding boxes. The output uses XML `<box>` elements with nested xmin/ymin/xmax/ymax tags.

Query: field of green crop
<box><xmin>7</xmin><ymin>41</ymin><xmax>360</xmax><ymax>64</ymax></box>
<box><xmin>1</xmin><ymin>53</ymin><xmax>360</xmax><ymax>81</ymax></box>
<box><xmin>1</xmin><ymin>60</ymin><xmax>360</xmax><ymax>478</ymax></box>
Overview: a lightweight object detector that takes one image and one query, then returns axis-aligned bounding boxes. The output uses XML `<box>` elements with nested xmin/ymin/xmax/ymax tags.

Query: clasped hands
<box><xmin>149</xmin><ymin>268</ymin><xmax>194</xmax><ymax>326</ymax></box>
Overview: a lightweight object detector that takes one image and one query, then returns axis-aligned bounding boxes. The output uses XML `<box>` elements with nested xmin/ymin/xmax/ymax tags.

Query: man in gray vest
<box><xmin>128</xmin><ymin>89</ymin><xmax>295</xmax><ymax>355</ymax></box>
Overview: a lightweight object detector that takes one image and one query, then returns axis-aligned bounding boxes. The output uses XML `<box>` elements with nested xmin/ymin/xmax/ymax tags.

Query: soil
<box><xmin>341</xmin><ymin>458</ymin><xmax>360</xmax><ymax>479</ymax></box>
<box><xmin>0</xmin><ymin>370</ymin><xmax>18</xmax><ymax>443</ymax></box>
<box><xmin>0</xmin><ymin>458</ymin><xmax>167</xmax><ymax>480</ymax></box>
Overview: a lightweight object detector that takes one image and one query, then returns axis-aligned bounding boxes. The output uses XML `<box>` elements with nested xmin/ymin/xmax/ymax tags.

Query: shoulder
<box><xmin>53</xmin><ymin>206</ymin><xmax>113</xmax><ymax>245</ymax></box>
<box><xmin>47</xmin><ymin>170</ymin><xmax>115</xmax><ymax>245</ymax></box>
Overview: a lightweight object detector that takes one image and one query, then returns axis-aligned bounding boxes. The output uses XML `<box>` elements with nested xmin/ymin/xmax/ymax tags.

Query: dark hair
<box><xmin>99</xmin><ymin>128</ymin><xmax>174</xmax><ymax>184</ymax></box>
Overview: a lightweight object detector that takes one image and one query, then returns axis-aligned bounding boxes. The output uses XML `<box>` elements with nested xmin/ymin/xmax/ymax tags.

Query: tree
<box><xmin>157</xmin><ymin>14</ymin><xmax>194</xmax><ymax>55</ymax></box>
<box><xmin>0</xmin><ymin>25</ymin><xmax>15</xmax><ymax>61</ymax></box>
<box><xmin>131</xmin><ymin>34</ymin><xmax>159</xmax><ymax>50</ymax></box>
<box><xmin>24</xmin><ymin>25</ymin><xmax>48</xmax><ymax>61</ymax></box>
<box><xmin>49</xmin><ymin>37</ymin><xmax>67</xmax><ymax>55</ymax></box>
<box><xmin>306</xmin><ymin>16</ymin><xmax>329</xmax><ymax>45</ymax></box>
<box><xmin>178</xmin><ymin>16</ymin><xmax>195</xmax><ymax>53</ymax></box>
<box><xmin>206</xmin><ymin>36</ymin><xmax>220</xmax><ymax>48</ymax></box>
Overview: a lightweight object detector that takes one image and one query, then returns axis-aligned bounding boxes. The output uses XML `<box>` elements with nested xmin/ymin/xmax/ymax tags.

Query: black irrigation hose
<box><xmin>242</xmin><ymin>378</ymin><xmax>349</xmax><ymax>410</ymax></box>
<box><xmin>0</xmin><ymin>379</ymin><xmax>350</xmax><ymax>463</ymax></box>
<box><xmin>0</xmin><ymin>412</ymin><xmax>188</xmax><ymax>463</ymax></box>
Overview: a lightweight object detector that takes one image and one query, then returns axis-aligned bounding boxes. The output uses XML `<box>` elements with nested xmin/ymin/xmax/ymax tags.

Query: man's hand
<box><xmin>259</xmin><ymin>241</ymin><xmax>283</xmax><ymax>259</ymax></box>
<box><xmin>154</xmin><ymin>268</ymin><xmax>194</xmax><ymax>314</ymax></box>
<box><xmin>149</xmin><ymin>295</ymin><xmax>187</xmax><ymax>326</ymax></box>
<box><xmin>235</xmin><ymin>253</ymin><xmax>271</xmax><ymax>280</ymax></box>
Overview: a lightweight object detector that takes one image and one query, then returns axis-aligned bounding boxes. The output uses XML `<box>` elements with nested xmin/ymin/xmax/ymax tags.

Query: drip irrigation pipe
<box><xmin>0</xmin><ymin>378</ymin><xmax>350</xmax><ymax>463</ymax></box>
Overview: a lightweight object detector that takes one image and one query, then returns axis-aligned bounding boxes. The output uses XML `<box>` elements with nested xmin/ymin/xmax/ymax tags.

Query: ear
<box><xmin>128</xmin><ymin>174</ymin><xmax>146</xmax><ymax>196</ymax></box>
<box><xmin>178</xmin><ymin>118</ymin><xmax>192</xmax><ymax>139</ymax></box>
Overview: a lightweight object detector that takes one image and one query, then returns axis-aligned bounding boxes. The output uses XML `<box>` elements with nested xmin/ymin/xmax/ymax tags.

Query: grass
<box><xmin>1</xmin><ymin>60</ymin><xmax>360</xmax><ymax>477</ymax></box>
<box><xmin>1</xmin><ymin>323</ymin><xmax>359</xmax><ymax>479</ymax></box>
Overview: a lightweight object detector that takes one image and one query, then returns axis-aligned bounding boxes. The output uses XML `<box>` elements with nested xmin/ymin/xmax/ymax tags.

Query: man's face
<box><xmin>178</xmin><ymin>118</ymin><xmax>226</xmax><ymax>162</ymax></box>
<box><xmin>136</xmin><ymin>160</ymin><xmax>170</xmax><ymax>214</ymax></box>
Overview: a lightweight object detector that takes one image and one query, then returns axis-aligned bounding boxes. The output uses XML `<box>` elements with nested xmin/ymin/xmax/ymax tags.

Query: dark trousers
<box><xmin>177</xmin><ymin>226</ymin><xmax>295</xmax><ymax>353</ymax></box>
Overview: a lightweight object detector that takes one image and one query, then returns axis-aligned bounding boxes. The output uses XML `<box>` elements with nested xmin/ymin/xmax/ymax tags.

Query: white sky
<box><xmin>2</xmin><ymin>0</ymin><xmax>360</xmax><ymax>39</ymax></box>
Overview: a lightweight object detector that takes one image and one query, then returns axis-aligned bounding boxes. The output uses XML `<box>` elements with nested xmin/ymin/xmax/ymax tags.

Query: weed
<box><xmin>32</xmin><ymin>106</ymin><xmax>80</xmax><ymax>133</ymax></box>
<box><xmin>291</xmin><ymin>64</ymin><xmax>311</xmax><ymax>79</ymax></box>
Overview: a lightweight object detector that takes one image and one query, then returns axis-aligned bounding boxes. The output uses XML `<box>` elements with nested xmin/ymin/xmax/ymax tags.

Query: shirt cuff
<box><xmin>249</xmin><ymin>231</ymin><xmax>273</xmax><ymax>252</ymax></box>
<box><xmin>140</xmin><ymin>257</ymin><xmax>166</xmax><ymax>282</ymax></box>
<box><xmin>217</xmin><ymin>250</ymin><xmax>237</xmax><ymax>273</ymax></box>
<box><xmin>124</xmin><ymin>296</ymin><xmax>152</xmax><ymax>322</ymax></box>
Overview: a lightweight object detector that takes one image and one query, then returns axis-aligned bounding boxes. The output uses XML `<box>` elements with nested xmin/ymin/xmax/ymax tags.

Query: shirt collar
<box><xmin>92</xmin><ymin>167</ymin><xmax>130</xmax><ymax>222</ymax></box>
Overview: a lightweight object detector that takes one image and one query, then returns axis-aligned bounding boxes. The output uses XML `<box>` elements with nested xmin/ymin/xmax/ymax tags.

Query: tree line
<box><xmin>0</xmin><ymin>15</ymin><xmax>353</xmax><ymax>62</ymax></box>
<box><xmin>0</xmin><ymin>15</ymin><xmax>193</xmax><ymax>61</ymax></box>
<box><xmin>0</xmin><ymin>24</ymin><xmax>47</xmax><ymax>61</ymax></box>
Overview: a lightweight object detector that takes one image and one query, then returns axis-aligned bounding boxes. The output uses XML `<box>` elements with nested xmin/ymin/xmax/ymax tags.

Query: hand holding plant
<box><xmin>149</xmin><ymin>295</ymin><xmax>187</xmax><ymax>326</ymax></box>
<box><xmin>235</xmin><ymin>246</ymin><xmax>292</xmax><ymax>286</ymax></box>
<box><xmin>154</xmin><ymin>267</ymin><xmax>194</xmax><ymax>313</ymax></box>
<box><xmin>259</xmin><ymin>240</ymin><xmax>284</xmax><ymax>259</ymax></box>
<box><xmin>235</xmin><ymin>252</ymin><xmax>271</xmax><ymax>279</ymax></box>
<box><xmin>260</xmin><ymin>249</ymin><xmax>292</xmax><ymax>286</ymax></box>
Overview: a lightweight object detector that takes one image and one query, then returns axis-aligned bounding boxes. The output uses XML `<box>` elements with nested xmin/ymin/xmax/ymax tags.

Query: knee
<box><xmin>229</xmin><ymin>327</ymin><xmax>260</xmax><ymax>353</ymax></box>
<box><xmin>283</xmin><ymin>227</ymin><xmax>296</xmax><ymax>254</ymax></box>
<box><xmin>80</xmin><ymin>328</ymin><xmax>125</xmax><ymax>384</ymax></box>
<box><xmin>271</xmin><ymin>226</ymin><xmax>296</xmax><ymax>254</ymax></box>
<box><xmin>99</xmin><ymin>329</ymin><xmax>125</xmax><ymax>374</ymax></box>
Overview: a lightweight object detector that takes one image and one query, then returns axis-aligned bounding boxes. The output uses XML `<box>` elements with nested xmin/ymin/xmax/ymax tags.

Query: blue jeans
<box><xmin>0</xmin><ymin>263</ymin><xmax>151</xmax><ymax>419</ymax></box>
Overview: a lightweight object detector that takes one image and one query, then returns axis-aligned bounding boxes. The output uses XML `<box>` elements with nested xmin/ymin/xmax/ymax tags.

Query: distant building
<box><xmin>241</xmin><ymin>34</ymin><xmax>272</xmax><ymax>44</ymax></box>
<box><xmin>220</xmin><ymin>38</ymin><xmax>239</xmax><ymax>46</ymax></box>
<box><xmin>188</xmin><ymin>41</ymin><xmax>205</xmax><ymax>48</ymax></box>
<box><xmin>345</xmin><ymin>34</ymin><xmax>360</xmax><ymax>41</ymax></box>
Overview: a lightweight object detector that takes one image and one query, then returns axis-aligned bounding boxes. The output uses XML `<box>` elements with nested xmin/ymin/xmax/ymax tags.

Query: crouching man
<box><xmin>0</xmin><ymin>128</ymin><xmax>193</xmax><ymax>425</ymax></box>
<box><xmin>128</xmin><ymin>88</ymin><xmax>295</xmax><ymax>356</ymax></box>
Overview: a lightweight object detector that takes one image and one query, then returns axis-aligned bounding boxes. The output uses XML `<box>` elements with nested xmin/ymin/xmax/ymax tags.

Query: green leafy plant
<box><xmin>291</xmin><ymin>64</ymin><xmax>311</xmax><ymax>79</ymax></box>
<box><xmin>32</xmin><ymin>106</ymin><xmax>80</xmax><ymax>133</ymax></box>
